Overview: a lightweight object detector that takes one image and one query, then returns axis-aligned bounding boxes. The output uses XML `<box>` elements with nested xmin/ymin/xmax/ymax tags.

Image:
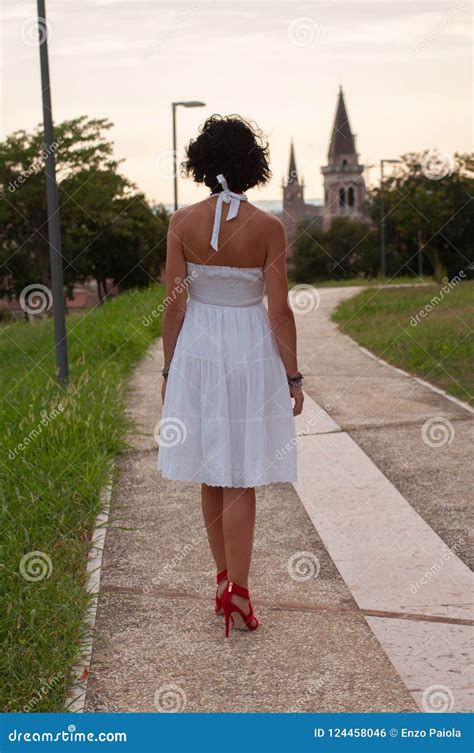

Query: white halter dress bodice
<box><xmin>186</xmin><ymin>262</ymin><xmax>264</xmax><ymax>307</ymax></box>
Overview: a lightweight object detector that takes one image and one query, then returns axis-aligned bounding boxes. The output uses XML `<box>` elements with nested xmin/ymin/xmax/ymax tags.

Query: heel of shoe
<box><xmin>222</xmin><ymin>580</ymin><xmax>259</xmax><ymax>638</ymax></box>
<box><xmin>215</xmin><ymin>568</ymin><xmax>227</xmax><ymax>615</ymax></box>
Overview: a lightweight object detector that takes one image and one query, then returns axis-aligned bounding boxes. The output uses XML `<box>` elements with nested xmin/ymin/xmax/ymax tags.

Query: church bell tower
<box><xmin>321</xmin><ymin>87</ymin><xmax>366</xmax><ymax>230</ymax></box>
<box><xmin>282</xmin><ymin>142</ymin><xmax>306</xmax><ymax>225</ymax></box>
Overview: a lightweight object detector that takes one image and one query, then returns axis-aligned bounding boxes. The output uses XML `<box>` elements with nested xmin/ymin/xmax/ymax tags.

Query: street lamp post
<box><xmin>379</xmin><ymin>158</ymin><xmax>401</xmax><ymax>278</ymax></box>
<box><xmin>417</xmin><ymin>229</ymin><xmax>424</xmax><ymax>277</ymax></box>
<box><xmin>172</xmin><ymin>101</ymin><xmax>206</xmax><ymax>211</ymax></box>
<box><xmin>37</xmin><ymin>0</ymin><xmax>68</xmax><ymax>383</ymax></box>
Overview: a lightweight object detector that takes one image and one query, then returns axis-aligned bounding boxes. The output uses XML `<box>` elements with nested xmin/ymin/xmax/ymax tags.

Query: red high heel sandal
<box><xmin>222</xmin><ymin>581</ymin><xmax>260</xmax><ymax>638</ymax></box>
<box><xmin>215</xmin><ymin>569</ymin><xmax>228</xmax><ymax>615</ymax></box>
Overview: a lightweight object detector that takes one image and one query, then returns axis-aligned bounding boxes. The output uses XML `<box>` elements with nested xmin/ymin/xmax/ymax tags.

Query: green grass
<box><xmin>288</xmin><ymin>276</ymin><xmax>433</xmax><ymax>288</ymax></box>
<box><xmin>332</xmin><ymin>280</ymin><xmax>473</xmax><ymax>405</ymax></box>
<box><xmin>0</xmin><ymin>286</ymin><xmax>163</xmax><ymax>711</ymax></box>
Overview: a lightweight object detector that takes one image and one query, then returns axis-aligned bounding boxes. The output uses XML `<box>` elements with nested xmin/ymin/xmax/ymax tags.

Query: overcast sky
<box><xmin>1</xmin><ymin>0</ymin><xmax>472</xmax><ymax>205</ymax></box>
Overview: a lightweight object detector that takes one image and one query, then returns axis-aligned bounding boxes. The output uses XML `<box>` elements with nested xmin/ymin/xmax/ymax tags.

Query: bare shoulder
<box><xmin>246</xmin><ymin>203</ymin><xmax>285</xmax><ymax>233</ymax></box>
<box><xmin>266</xmin><ymin>213</ymin><xmax>285</xmax><ymax>236</ymax></box>
<box><xmin>168</xmin><ymin>199</ymin><xmax>211</xmax><ymax>230</ymax></box>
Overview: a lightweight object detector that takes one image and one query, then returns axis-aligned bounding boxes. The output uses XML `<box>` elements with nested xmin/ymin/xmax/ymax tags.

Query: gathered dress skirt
<box><xmin>157</xmin><ymin>262</ymin><xmax>297</xmax><ymax>488</ymax></box>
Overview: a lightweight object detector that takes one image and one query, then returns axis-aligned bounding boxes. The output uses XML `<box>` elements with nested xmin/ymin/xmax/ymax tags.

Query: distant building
<box><xmin>321</xmin><ymin>86</ymin><xmax>366</xmax><ymax>230</ymax></box>
<box><xmin>281</xmin><ymin>141</ymin><xmax>322</xmax><ymax>234</ymax></box>
<box><xmin>0</xmin><ymin>278</ymin><xmax>117</xmax><ymax>320</ymax></box>
<box><xmin>279</xmin><ymin>86</ymin><xmax>367</xmax><ymax>258</ymax></box>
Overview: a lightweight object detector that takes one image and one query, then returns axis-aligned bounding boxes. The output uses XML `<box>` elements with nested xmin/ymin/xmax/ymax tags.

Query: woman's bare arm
<box><xmin>264</xmin><ymin>217</ymin><xmax>303</xmax><ymax>416</ymax></box>
<box><xmin>162</xmin><ymin>212</ymin><xmax>188</xmax><ymax>371</ymax></box>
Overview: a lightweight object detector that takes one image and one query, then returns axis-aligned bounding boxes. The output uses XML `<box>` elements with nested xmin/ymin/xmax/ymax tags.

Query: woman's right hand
<box><xmin>290</xmin><ymin>383</ymin><xmax>304</xmax><ymax>416</ymax></box>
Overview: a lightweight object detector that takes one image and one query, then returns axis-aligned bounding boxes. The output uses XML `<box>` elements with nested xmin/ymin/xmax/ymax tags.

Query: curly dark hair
<box><xmin>182</xmin><ymin>114</ymin><xmax>271</xmax><ymax>194</ymax></box>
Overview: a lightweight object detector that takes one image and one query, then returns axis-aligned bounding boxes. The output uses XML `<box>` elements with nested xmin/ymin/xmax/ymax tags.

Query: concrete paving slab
<box><xmin>98</xmin><ymin>454</ymin><xmax>352</xmax><ymax>610</ymax></box>
<box><xmin>367</xmin><ymin>617</ymin><xmax>473</xmax><ymax>713</ymax></box>
<box><xmin>352</xmin><ymin>421</ymin><xmax>474</xmax><ymax>569</ymax></box>
<box><xmin>294</xmin><ymin>431</ymin><xmax>473</xmax><ymax>621</ymax></box>
<box><xmin>295</xmin><ymin>288</ymin><xmax>472</xmax><ymax>562</ymax></box>
<box><xmin>123</xmin><ymin>345</ymin><xmax>162</xmax><ymax>453</ymax></box>
<box><xmin>294</xmin><ymin>392</ymin><xmax>340</xmax><ymax>435</ymax></box>
<box><xmin>85</xmin><ymin>591</ymin><xmax>417</xmax><ymax>713</ymax></box>
<box><xmin>302</xmin><ymin>374</ymin><xmax>469</xmax><ymax>431</ymax></box>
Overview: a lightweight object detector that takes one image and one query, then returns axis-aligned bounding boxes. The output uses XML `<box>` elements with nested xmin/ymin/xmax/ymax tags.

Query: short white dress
<box><xmin>157</xmin><ymin>176</ymin><xmax>297</xmax><ymax>488</ymax></box>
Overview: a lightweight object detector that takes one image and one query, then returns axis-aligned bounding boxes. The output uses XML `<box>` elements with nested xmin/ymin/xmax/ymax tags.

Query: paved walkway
<box><xmin>80</xmin><ymin>287</ymin><xmax>473</xmax><ymax>714</ymax></box>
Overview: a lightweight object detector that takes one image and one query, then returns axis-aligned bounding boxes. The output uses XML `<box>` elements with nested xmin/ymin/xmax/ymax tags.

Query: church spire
<box><xmin>287</xmin><ymin>141</ymin><xmax>298</xmax><ymax>184</ymax></box>
<box><xmin>328</xmin><ymin>86</ymin><xmax>356</xmax><ymax>160</ymax></box>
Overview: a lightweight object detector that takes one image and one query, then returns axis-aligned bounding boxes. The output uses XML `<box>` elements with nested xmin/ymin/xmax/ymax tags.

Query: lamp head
<box><xmin>174</xmin><ymin>100</ymin><xmax>206</xmax><ymax>108</ymax></box>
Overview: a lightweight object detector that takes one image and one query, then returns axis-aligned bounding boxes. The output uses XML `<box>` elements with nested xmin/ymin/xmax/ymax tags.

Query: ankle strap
<box><xmin>216</xmin><ymin>569</ymin><xmax>228</xmax><ymax>584</ymax></box>
<box><xmin>227</xmin><ymin>581</ymin><xmax>249</xmax><ymax>599</ymax></box>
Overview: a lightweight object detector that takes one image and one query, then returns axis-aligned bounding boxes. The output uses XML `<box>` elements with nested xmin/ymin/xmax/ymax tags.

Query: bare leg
<box><xmin>222</xmin><ymin>487</ymin><xmax>256</xmax><ymax>588</ymax></box>
<box><xmin>201</xmin><ymin>483</ymin><xmax>226</xmax><ymax>573</ymax></box>
<box><xmin>222</xmin><ymin>487</ymin><xmax>257</xmax><ymax>627</ymax></box>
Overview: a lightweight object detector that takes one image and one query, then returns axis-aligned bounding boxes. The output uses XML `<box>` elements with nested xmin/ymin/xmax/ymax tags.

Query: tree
<box><xmin>292</xmin><ymin>218</ymin><xmax>378</xmax><ymax>282</ymax></box>
<box><xmin>0</xmin><ymin>116</ymin><xmax>169</xmax><ymax>302</ymax></box>
<box><xmin>292</xmin><ymin>222</ymin><xmax>329</xmax><ymax>282</ymax></box>
<box><xmin>326</xmin><ymin>218</ymin><xmax>379</xmax><ymax>278</ymax></box>
<box><xmin>370</xmin><ymin>152</ymin><xmax>474</xmax><ymax>283</ymax></box>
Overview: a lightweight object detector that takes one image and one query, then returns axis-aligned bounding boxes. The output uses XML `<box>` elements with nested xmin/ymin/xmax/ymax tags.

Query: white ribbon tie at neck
<box><xmin>210</xmin><ymin>174</ymin><xmax>248</xmax><ymax>251</ymax></box>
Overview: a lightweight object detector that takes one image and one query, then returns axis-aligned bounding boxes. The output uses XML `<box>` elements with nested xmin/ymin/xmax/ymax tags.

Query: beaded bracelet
<box><xmin>287</xmin><ymin>372</ymin><xmax>303</xmax><ymax>392</ymax></box>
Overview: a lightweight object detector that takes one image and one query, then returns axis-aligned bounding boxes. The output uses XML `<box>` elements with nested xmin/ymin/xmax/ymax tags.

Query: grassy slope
<box><xmin>332</xmin><ymin>281</ymin><xmax>473</xmax><ymax>405</ymax></box>
<box><xmin>288</xmin><ymin>275</ymin><xmax>433</xmax><ymax>289</ymax></box>
<box><xmin>0</xmin><ymin>287</ymin><xmax>163</xmax><ymax>711</ymax></box>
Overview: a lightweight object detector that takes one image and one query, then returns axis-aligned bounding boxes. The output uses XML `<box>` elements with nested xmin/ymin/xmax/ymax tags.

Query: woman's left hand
<box><xmin>161</xmin><ymin>378</ymin><xmax>167</xmax><ymax>403</ymax></box>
